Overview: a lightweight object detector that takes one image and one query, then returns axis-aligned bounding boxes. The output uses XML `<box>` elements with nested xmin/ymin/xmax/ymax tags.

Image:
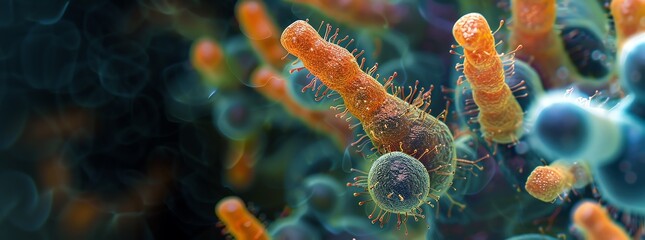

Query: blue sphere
<box><xmin>368</xmin><ymin>152</ymin><xmax>430</xmax><ymax>214</ymax></box>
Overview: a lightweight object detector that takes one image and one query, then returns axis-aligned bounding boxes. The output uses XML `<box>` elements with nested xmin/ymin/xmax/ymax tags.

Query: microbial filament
<box><xmin>452</xmin><ymin>13</ymin><xmax>524</xmax><ymax>144</ymax></box>
<box><xmin>281</xmin><ymin>20</ymin><xmax>456</xmax><ymax>197</ymax></box>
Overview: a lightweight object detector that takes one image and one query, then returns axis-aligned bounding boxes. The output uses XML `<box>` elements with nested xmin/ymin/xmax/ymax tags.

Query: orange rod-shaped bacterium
<box><xmin>215</xmin><ymin>196</ymin><xmax>269</xmax><ymax>240</ymax></box>
<box><xmin>250</xmin><ymin>65</ymin><xmax>353</xmax><ymax>148</ymax></box>
<box><xmin>236</xmin><ymin>0</ymin><xmax>289</xmax><ymax>70</ymax></box>
<box><xmin>573</xmin><ymin>201</ymin><xmax>630</xmax><ymax>240</ymax></box>
<box><xmin>610</xmin><ymin>0</ymin><xmax>645</xmax><ymax>53</ymax></box>
<box><xmin>281</xmin><ymin>20</ymin><xmax>456</xmax><ymax>197</ymax></box>
<box><xmin>452</xmin><ymin>13</ymin><xmax>524</xmax><ymax>144</ymax></box>
<box><xmin>508</xmin><ymin>0</ymin><xmax>579</xmax><ymax>89</ymax></box>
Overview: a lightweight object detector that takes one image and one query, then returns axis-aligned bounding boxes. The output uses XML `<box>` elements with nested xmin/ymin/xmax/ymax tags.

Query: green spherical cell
<box><xmin>367</xmin><ymin>152</ymin><xmax>430</xmax><ymax>214</ymax></box>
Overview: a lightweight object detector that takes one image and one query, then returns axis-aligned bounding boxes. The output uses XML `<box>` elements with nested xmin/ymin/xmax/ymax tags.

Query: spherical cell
<box><xmin>303</xmin><ymin>175</ymin><xmax>343</xmax><ymax>216</ymax></box>
<box><xmin>619</xmin><ymin>33</ymin><xmax>645</xmax><ymax>102</ymax></box>
<box><xmin>534</xmin><ymin>102</ymin><xmax>588</xmax><ymax>157</ymax></box>
<box><xmin>367</xmin><ymin>152</ymin><xmax>430</xmax><ymax>214</ymax></box>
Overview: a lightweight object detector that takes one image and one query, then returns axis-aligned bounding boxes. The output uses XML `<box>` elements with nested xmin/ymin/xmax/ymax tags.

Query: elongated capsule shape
<box><xmin>452</xmin><ymin>13</ymin><xmax>524</xmax><ymax>144</ymax></box>
<box><xmin>215</xmin><ymin>196</ymin><xmax>269</xmax><ymax>240</ymax></box>
<box><xmin>573</xmin><ymin>201</ymin><xmax>630</xmax><ymax>240</ymax></box>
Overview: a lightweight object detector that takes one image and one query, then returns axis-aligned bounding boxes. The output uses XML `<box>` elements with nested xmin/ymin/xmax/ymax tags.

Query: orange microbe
<box><xmin>236</xmin><ymin>0</ymin><xmax>289</xmax><ymax>69</ymax></box>
<box><xmin>573</xmin><ymin>201</ymin><xmax>630</xmax><ymax>240</ymax></box>
<box><xmin>525</xmin><ymin>163</ymin><xmax>573</xmax><ymax>202</ymax></box>
<box><xmin>452</xmin><ymin>13</ymin><xmax>524</xmax><ymax>144</ymax></box>
<box><xmin>610</xmin><ymin>0</ymin><xmax>645</xmax><ymax>53</ymax></box>
<box><xmin>526</xmin><ymin>161</ymin><xmax>592</xmax><ymax>202</ymax></box>
<box><xmin>281</xmin><ymin>20</ymin><xmax>456</xmax><ymax>196</ymax></box>
<box><xmin>508</xmin><ymin>0</ymin><xmax>579</xmax><ymax>89</ymax></box>
<box><xmin>224</xmin><ymin>139</ymin><xmax>257</xmax><ymax>191</ymax></box>
<box><xmin>190</xmin><ymin>38</ymin><xmax>235</xmax><ymax>88</ymax></box>
<box><xmin>250</xmin><ymin>65</ymin><xmax>353</xmax><ymax>148</ymax></box>
<box><xmin>215</xmin><ymin>196</ymin><xmax>269</xmax><ymax>240</ymax></box>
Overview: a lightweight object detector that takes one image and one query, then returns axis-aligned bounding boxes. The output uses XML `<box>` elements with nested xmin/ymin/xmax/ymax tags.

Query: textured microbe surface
<box><xmin>525</xmin><ymin>165</ymin><xmax>571</xmax><ymax>202</ymax></box>
<box><xmin>452</xmin><ymin>13</ymin><xmax>524</xmax><ymax>144</ymax></box>
<box><xmin>281</xmin><ymin>20</ymin><xmax>456</xmax><ymax>196</ymax></box>
<box><xmin>367</xmin><ymin>152</ymin><xmax>430</xmax><ymax>214</ymax></box>
<box><xmin>215</xmin><ymin>196</ymin><xmax>269</xmax><ymax>240</ymax></box>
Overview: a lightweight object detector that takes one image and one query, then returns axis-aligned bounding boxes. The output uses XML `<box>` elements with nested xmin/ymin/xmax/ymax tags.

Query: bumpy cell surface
<box><xmin>367</xmin><ymin>152</ymin><xmax>430</xmax><ymax>214</ymax></box>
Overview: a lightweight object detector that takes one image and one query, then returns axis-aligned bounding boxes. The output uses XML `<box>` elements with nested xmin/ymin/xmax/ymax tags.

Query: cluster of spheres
<box><xmin>1</xmin><ymin>0</ymin><xmax>644</xmax><ymax>239</ymax></box>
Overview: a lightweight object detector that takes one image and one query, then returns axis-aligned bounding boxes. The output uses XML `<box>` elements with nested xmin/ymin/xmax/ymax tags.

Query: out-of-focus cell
<box><xmin>0</xmin><ymin>171</ymin><xmax>52</xmax><ymax>231</ymax></box>
<box><xmin>572</xmin><ymin>201</ymin><xmax>630</xmax><ymax>240</ymax></box>
<box><xmin>14</xmin><ymin>0</ymin><xmax>70</xmax><ymax>24</ymax></box>
<box><xmin>619</xmin><ymin>33</ymin><xmax>645</xmax><ymax>103</ymax></box>
<box><xmin>224</xmin><ymin>36</ymin><xmax>261</xmax><ymax>87</ymax></box>
<box><xmin>215</xmin><ymin>196</ymin><xmax>269</xmax><ymax>240</ymax></box>
<box><xmin>20</xmin><ymin>20</ymin><xmax>80</xmax><ymax>92</ymax></box>
<box><xmin>236</xmin><ymin>0</ymin><xmax>288</xmax><ymax>70</ymax></box>
<box><xmin>87</xmin><ymin>36</ymin><xmax>150</xmax><ymax>98</ymax></box>
<box><xmin>529</xmin><ymin>94</ymin><xmax>621</xmax><ymax>163</ymax></box>
<box><xmin>560</xmin><ymin>23</ymin><xmax>611</xmax><ymax>81</ymax></box>
<box><xmin>224</xmin><ymin>139</ymin><xmax>260</xmax><ymax>191</ymax></box>
<box><xmin>509</xmin><ymin>0</ymin><xmax>582</xmax><ymax>89</ymax></box>
<box><xmin>212</xmin><ymin>91</ymin><xmax>264</xmax><ymax>140</ymax></box>
<box><xmin>58</xmin><ymin>196</ymin><xmax>103</xmax><ymax>238</ymax></box>
<box><xmin>505</xmin><ymin>233</ymin><xmax>557</xmax><ymax>240</ymax></box>
<box><xmin>286</xmin><ymin>0</ymin><xmax>408</xmax><ymax>28</ymax></box>
<box><xmin>82</xmin><ymin>2</ymin><xmax>126</xmax><ymax>40</ymax></box>
<box><xmin>610</xmin><ymin>0</ymin><xmax>645</xmax><ymax>53</ymax></box>
<box><xmin>0</xmin><ymin>93</ymin><xmax>28</xmax><ymax>150</ymax></box>
<box><xmin>163</xmin><ymin>62</ymin><xmax>215</xmax><ymax>105</ymax></box>
<box><xmin>136</xmin><ymin>0</ymin><xmax>186</xmax><ymax>15</ymax></box>
<box><xmin>302</xmin><ymin>174</ymin><xmax>344</xmax><ymax>220</ymax></box>
<box><xmin>269</xmin><ymin>216</ymin><xmax>321</xmax><ymax>240</ymax></box>
<box><xmin>190</xmin><ymin>37</ymin><xmax>238</xmax><ymax>89</ymax></box>
<box><xmin>68</xmin><ymin>64</ymin><xmax>115</xmax><ymax>108</ymax></box>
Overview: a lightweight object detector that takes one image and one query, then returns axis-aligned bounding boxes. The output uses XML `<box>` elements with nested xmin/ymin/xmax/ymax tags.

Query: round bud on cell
<box><xmin>367</xmin><ymin>152</ymin><xmax>430</xmax><ymax>214</ymax></box>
